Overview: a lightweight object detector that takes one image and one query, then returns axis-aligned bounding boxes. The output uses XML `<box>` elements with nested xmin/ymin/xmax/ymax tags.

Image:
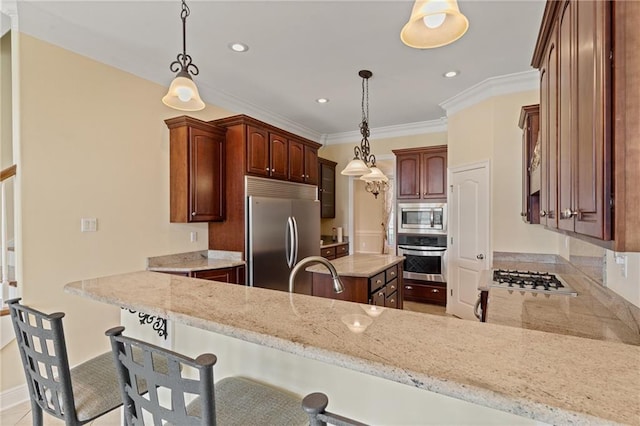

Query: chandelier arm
<box><xmin>353</xmin><ymin>145</ymin><xmax>362</xmax><ymax>159</ymax></box>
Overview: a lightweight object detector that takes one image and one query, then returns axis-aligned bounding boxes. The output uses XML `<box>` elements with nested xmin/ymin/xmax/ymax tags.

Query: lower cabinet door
<box><xmin>192</xmin><ymin>267</ymin><xmax>244</xmax><ymax>285</ymax></box>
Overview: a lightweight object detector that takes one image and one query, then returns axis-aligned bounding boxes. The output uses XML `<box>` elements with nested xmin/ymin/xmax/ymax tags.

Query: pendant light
<box><xmin>400</xmin><ymin>0</ymin><xmax>469</xmax><ymax>49</ymax></box>
<box><xmin>360</xmin><ymin>167</ymin><xmax>389</xmax><ymax>199</ymax></box>
<box><xmin>341</xmin><ymin>70</ymin><xmax>380</xmax><ymax>176</ymax></box>
<box><xmin>162</xmin><ymin>0</ymin><xmax>205</xmax><ymax>111</ymax></box>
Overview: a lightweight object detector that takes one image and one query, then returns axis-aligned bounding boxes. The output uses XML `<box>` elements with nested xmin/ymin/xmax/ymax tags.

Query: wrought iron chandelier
<box><xmin>341</xmin><ymin>70</ymin><xmax>389</xmax><ymax>198</ymax></box>
<box><xmin>162</xmin><ymin>0</ymin><xmax>205</xmax><ymax>111</ymax></box>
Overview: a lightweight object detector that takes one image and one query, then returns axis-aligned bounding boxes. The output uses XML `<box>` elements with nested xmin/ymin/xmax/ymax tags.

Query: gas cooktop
<box><xmin>491</xmin><ymin>269</ymin><xmax>577</xmax><ymax>296</ymax></box>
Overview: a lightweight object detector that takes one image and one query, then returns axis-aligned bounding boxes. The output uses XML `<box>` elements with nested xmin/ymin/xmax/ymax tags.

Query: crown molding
<box><xmin>439</xmin><ymin>70</ymin><xmax>539</xmax><ymax>117</ymax></box>
<box><xmin>196</xmin><ymin>84</ymin><xmax>324</xmax><ymax>143</ymax></box>
<box><xmin>323</xmin><ymin>118</ymin><xmax>448</xmax><ymax>146</ymax></box>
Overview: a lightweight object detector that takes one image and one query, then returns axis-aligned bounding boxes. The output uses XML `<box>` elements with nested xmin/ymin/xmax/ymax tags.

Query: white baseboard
<box><xmin>0</xmin><ymin>383</ymin><xmax>29</xmax><ymax>411</ymax></box>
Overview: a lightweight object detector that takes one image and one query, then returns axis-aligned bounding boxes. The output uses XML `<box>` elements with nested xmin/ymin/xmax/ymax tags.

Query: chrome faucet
<box><xmin>289</xmin><ymin>256</ymin><xmax>344</xmax><ymax>294</ymax></box>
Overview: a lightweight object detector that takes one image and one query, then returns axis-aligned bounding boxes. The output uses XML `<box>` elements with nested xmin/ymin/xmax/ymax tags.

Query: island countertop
<box><xmin>146</xmin><ymin>250</ymin><xmax>245</xmax><ymax>273</ymax></box>
<box><xmin>64</xmin><ymin>271</ymin><xmax>640</xmax><ymax>425</ymax></box>
<box><xmin>306</xmin><ymin>253</ymin><xmax>404</xmax><ymax>278</ymax></box>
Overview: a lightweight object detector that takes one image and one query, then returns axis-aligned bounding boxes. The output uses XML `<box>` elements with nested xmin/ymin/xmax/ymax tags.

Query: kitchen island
<box><xmin>307</xmin><ymin>253</ymin><xmax>404</xmax><ymax>308</ymax></box>
<box><xmin>65</xmin><ymin>271</ymin><xmax>640</xmax><ymax>425</ymax></box>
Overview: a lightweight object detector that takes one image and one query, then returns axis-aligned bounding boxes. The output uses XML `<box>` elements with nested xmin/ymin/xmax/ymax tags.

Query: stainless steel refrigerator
<box><xmin>247</xmin><ymin>195</ymin><xmax>320</xmax><ymax>294</ymax></box>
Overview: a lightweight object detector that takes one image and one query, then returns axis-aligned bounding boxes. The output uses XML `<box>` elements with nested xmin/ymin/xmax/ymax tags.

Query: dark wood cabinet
<box><xmin>311</xmin><ymin>262</ymin><xmax>403</xmax><ymax>309</ymax></box>
<box><xmin>207</xmin><ymin>114</ymin><xmax>322</xmax><ymax>253</ymax></box>
<box><xmin>393</xmin><ymin>146</ymin><xmax>447</xmax><ymax>202</ymax></box>
<box><xmin>320</xmin><ymin>243</ymin><xmax>348</xmax><ymax>260</ymax></box>
<box><xmin>192</xmin><ymin>266</ymin><xmax>245</xmax><ymax>285</ymax></box>
<box><xmin>246</xmin><ymin>127</ymin><xmax>289</xmax><ymax>180</ymax></box>
<box><xmin>403</xmin><ymin>279</ymin><xmax>446</xmax><ymax>306</ymax></box>
<box><xmin>318</xmin><ymin>157</ymin><xmax>337</xmax><ymax>218</ymax></box>
<box><xmin>166</xmin><ymin>116</ymin><xmax>226</xmax><ymax>223</ymax></box>
<box><xmin>533</xmin><ymin>0</ymin><xmax>613</xmax><ymax>243</ymax></box>
<box><xmin>519</xmin><ymin>105</ymin><xmax>540</xmax><ymax>224</ymax></box>
<box><xmin>290</xmin><ymin>140</ymin><xmax>319</xmax><ymax>185</ymax></box>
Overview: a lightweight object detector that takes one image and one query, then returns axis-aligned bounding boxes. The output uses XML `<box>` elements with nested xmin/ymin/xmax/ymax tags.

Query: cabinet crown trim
<box><xmin>392</xmin><ymin>145</ymin><xmax>447</xmax><ymax>155</ymax></box>
<box><xmin>210</xmin><ymin>114</ymin><xmax>322</xmax><ymax>149</ymax></box>
<box><xmin>165</xmin><ymin>116</ymin><xmax>227</xmax><ymax>136</ymax></box>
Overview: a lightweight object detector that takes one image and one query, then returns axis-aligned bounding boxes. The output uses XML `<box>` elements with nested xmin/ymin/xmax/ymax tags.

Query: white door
<box><xmin>447</xmin><ymin>161</ymin><xmax>490</xmax><ymax>320</ymax></box>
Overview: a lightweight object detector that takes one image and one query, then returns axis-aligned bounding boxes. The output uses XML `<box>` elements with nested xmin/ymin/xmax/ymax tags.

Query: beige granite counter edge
<box><xmin>63</xmin><ymin>283</ymin><xmax>609</xmax><ymax>425</ymax></box>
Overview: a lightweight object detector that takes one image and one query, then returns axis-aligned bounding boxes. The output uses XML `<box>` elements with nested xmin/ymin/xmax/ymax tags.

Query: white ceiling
<box><xmin>10</xmin><ymin>0</ymin><xmax>545</xmax><ymax>142</ymax></box>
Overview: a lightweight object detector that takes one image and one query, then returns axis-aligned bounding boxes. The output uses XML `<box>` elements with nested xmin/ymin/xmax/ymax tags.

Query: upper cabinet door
<box><xmin>189</xmin><ymin>128</ymin><xmax>225</xmax><ymax>221</ymax></box>
<box><xmin>396</xmin><ymin>153</ymin><xmax>421</xmax><ymax>199</ymax></box>
<box><xmin>422</xmin><ymin>151</ymin><xmax>447</xmax><ymax>199</ymax></box>
<box><xmin>269</xmin><ymin>132</ymin><xmax>288</xmax><ymax>180</ymax></box>
<box><xmin>304</xmin><ymin>145</ymin><xmax>318</xmax><ymax>185</ymax></box>
<box><xmin>166</xmin><ymin>116</ymin><xmax>226</xmax><ymax>223</ymax></box>
<box><xmin>288</xmin><ymin>139</ymin><xmax>305</xmax><ymax>183</ymax></box>
<box><xmin>246</xmin><ymin>126</ymin><xmax>269</xmax><ymax>177</ymax></box>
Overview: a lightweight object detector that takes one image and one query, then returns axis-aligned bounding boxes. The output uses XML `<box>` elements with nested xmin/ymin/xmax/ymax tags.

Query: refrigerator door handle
<box><xmin>286</xmin><ymin>217</ymin><xmax>295</xmax><ymax>268</ymax></box>
<box><xmin>291</xmin><ymin>216</ymin><xmax>299</xmax><ymax>267</ymax></box>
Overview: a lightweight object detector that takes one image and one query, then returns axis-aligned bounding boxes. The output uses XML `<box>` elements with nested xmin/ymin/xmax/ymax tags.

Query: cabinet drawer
<box><xmin>404</xmin><ymin>283</ymin><xmax>446</xmax><ymax>305</ymax></box>
<box><xmin>335</xmin><ymin>244</ymin><xmax>348</xmax><ymax>258</ymax></box>
<box><xmin>321</xmin><ymin>247</ymin><xmax>336</xmax><ymax>259</ymax></box>
<box><xmin>385</xmin><ymin>291</ymin><xmax>398</xmax><ymax>309</ymax></box>
<box><xmin>371</xmin><ymin>286</ymin><xmax>386</xmax><ymax>305</ymax></box>
<box><xmin>386</xmin><ymin>278</ymin><xmax>398</xmax><ymax>295</ymax></box>
<box><xmin>369</xmin><ymin>272</ymin><xmax>386</xmax><ymax>292</ymax></box>
<box><xmin>385</xmin><ymin>264</ymin><xmax>398</xmax><ymax>282</ymax></box>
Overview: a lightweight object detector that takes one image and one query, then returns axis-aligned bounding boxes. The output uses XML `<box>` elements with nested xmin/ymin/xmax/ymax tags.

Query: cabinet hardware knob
<box><xmin>405</xmin><ymin>285</ymin><xmax>413</xmax><ymax>290</ymax></box>
<box><xmin>476</xmin><ymin>254</ymin><xmax>484</xmax><ymax>260</ymax></box>
<box><xmin>376</xmin><ymin>279</ymin><xmax>382</xmax><ymax>285</ymax></box>
<box><xmin>560</xmin><ymin>208</ymin><xmax>578</xmax><ymax>219</ymax></box>
<box><xmin>520</xmin><ymin>212</ymin><xmax>527</xmax><ymax>217</ymax></box>
<box><xmin>378</xmin><ymin>292</ymin><xmax>384</xmax><ymax>297</ymax></box>
<box><xmin>266</xmin><ymin>167</ymin><xmax>270</xmax><ymax>171</ymax></box>
<box><xmin>416</xmin><ymin>192</ymin><xmax>419</xmax><ymax>195</ymax></box>
<box><xmin>390</xmin><ymin>285</ymin><xmax>396</xmax><ymax>291</ymax></box>
<box><xmin>191</xmin><ymin>212</ymin><xmax>196</xmax><ymax>216</ymax></box>
<box><xmin>271</xmin><ymin>168</ymin><xmax>275</xmax><ymax>172</ymax></box>
<box><xmin>390</xmin><ymin>299</ymin><xmax>395</xmax><ymax>304</ymax></box>
<box><xmin>431</xmin><ymin>289</ymin><xmax>439</xmax><ymax>293</ymax></box>
<box><xmin>540</xmin><ymin>210</ymin><xmax>547</xmax><ymax>217</ymax></box>
<box><xmin>391</xmin><ymin>271</ymin><xmax>395</xmax><ymax>276</ymax></box>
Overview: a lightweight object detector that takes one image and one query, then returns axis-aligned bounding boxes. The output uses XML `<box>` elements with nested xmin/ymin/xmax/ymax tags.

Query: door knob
<box><xmin>476</xmin><ymin>254</ymin><xmax>484</xmax><ymax>260</ymax></box>
<box><xmin>560</xmin><ymin>208</ymin><xmax>578</xmax><ymax>219</ymax></box>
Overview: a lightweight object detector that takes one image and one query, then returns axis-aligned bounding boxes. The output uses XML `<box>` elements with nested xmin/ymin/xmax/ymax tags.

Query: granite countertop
<box><xmin>146</xmin><ymin>250</ymin><xmax>245</xmax><ymax>273</ymax></box>
<box><xmin>320</xmin><ymin>241</ymin><xmax>348</xmax><ymax>249</ymax></box>
<box><xmin>480</xmin><ymin>261</ymin><xmax>640</xmax><ymax>346</ymax></box>
<box><xmin>64</xmin><ymin>271</ymin><xmax>640</xmax><ymax>425</ymax></box>
<box><xmin>306</xmin><ymin>253</ymin><xmax>404</xmax><ymax>278</ymax></box>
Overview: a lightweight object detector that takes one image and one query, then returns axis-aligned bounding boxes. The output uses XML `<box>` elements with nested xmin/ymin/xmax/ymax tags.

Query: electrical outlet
<box><xmin>190</xmin><ymin>231</ymin><xmax>198</xmax><ymax>242</ymax></box>
<box><xmin>80</xmin><ymin>218</ymin><xmax>97</xmax><ymax>232</ymax></box>
<box><xmin>614</xmin><ymin>253</ymin><xmax>628</xmax><ymax>278</ymax></box>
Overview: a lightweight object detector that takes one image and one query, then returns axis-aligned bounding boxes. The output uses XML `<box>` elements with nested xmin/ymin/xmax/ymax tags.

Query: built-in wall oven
<box><xmin>397</xmin><ymin>203</ymin><xmax>447</xmax><ymax>235</ymax></box>
<box><xmin>397</xmin><ymin>234</ymin><xmax>447</xmax><ymax>283</ymax></box>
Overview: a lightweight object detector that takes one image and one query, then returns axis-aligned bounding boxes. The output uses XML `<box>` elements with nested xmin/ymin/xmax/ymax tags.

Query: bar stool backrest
<box><xmin>7</xmin><ymin>298</ymin><xmax>79</xmax><ymax>423</ymax></box>
<box><xmin>106</xmin><ymin>326</ymin><xmax>216</xmax><ymax>426</ymax></box>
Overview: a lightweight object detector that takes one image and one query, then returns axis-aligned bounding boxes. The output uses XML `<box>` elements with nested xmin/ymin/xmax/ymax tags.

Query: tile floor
<box><xmin>0</xmin><ymin>401</ymin><xmax>123</xmax><ymax>425</ymax></box>
<box><xmin>1</xmin><ymin>301</ymin><xmax>449</xmax><ymax>425</ymax></box>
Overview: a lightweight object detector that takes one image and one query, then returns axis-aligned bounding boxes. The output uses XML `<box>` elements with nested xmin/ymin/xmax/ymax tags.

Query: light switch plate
<box><xmin>81</xmin><ymin>218</ymin><xmax>97</xmax><ymax>232</ymax></box>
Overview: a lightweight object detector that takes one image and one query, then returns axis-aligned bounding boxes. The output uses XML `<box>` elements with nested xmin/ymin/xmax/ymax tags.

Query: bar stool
<box><xmin>7</xmin><ymin>298</ymin><xmax>125</xmax><ymax>426</ymax></box>
<box><xmin>106</xmin><ymin>326</ymin><xmax>366</xmax><ymax>425</ymax></box>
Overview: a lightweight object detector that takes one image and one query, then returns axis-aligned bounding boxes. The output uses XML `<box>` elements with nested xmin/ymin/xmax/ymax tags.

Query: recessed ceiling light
<box><xmin>229</xmin><ymin>43</ymin><xmax>249</xmax><ymax>53</ymax></box>
<box><xmin>443</xmin><ymin>70</ymin><xmax>459</xmax><ymax>78</ymax></box>
<box><xmin>316</xmin><ymin>98</ymin><xmax>329</xmax><ymax>104</ymax></box>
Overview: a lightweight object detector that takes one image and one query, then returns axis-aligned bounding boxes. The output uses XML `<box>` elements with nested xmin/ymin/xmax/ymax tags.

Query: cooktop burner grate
<box><xmin>491</xmin><ymin>269</ymin><xmax>577</xmax><ymax>296</ymax></box>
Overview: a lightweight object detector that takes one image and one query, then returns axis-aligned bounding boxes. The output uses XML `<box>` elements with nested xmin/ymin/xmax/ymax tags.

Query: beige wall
<box><xmin>448</xmin><ymin>90</ymin><xmax>560</xmax><ymax>255</ymax></box>
<box><xmin>1</xmin><ymin>33</ymin><xmax>233</xmax><ymax>392</ymax></box>
<box><xmin>1</xmin><ymin>31</ymin><xmax>12</xmax><ymax>168</ymax></box>
<box><xmin>319</xmin><ymin>132</ymin><xmax>447</xmax><ymax>236</ymax></box>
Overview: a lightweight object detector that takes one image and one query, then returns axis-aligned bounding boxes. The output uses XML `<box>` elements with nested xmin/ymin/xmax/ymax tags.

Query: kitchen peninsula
<box><xmin>65</xmin><ymin>272</ymin><xmax>639</xmax><ymax>425</ymax></box>
<box><xmin>307</xmin><ymin>254</ymin><xmax>404</xmax><ymax>308</ymax></box>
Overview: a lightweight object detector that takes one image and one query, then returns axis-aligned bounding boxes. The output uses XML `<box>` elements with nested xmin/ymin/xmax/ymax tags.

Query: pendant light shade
<box><xmin>400</xmin><ymin>0</ymin><xmax>469</xmax><ymax>49</ymax></box>
<box><xmin>342</xmin><ymin>158</ymin><xmax>371</xmax><ymax>176</ymax></box>
<box><xmin>162</xmin><ymin>72</ymin><xmax>205</xmax><ymax>111</ymax></box>
<box><xmin>163</xmin><ymin>0</ymin><xmax>205</xmax><ymax>111</ymax></box>
<box><xmin>360</xmin><ymin>167</ymin><xmax>388</xmax><ymax>182</ymax></box>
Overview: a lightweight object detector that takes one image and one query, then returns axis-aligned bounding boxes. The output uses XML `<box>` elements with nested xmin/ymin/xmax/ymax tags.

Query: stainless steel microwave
<box><xmin>397</xmin><ymin>203</ymin><xmax>447</xmax><ymax>235</ymax></box>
